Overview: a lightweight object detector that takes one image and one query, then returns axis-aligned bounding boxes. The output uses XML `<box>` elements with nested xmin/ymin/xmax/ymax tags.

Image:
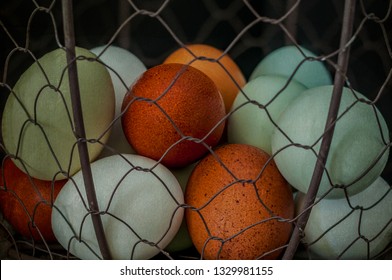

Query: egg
<box><xmin>271</xmin><ymin>85</ymin><xmax>390</xmax><ymax>199</ymax></box>
<box><xmin>228</xmin><ymin>75</ymin><xmax>307</xmax><ymax>155</ymax></box>
<box><xmin>185</xmin><ymin>144</ymin><xmax>294</xmax><ymax>259</ymax></box>
<box><xmin>296</xmin><ymin>176</ymin><xmax>392</xmax><ymax>259</ymax></box>
<box><xmin>90</xmin><ymin>45</ymin><xmax>146</xmax><ymax>157</ymax></box>
<box><xmin>51</xmin><ymin>154</ymin><xmax>184</xmax><ymax>260</ymax></box>
<box><xmin>250</xmin><ymin>45</ymin><xmax>332</xmax><ymax>88</ymax></box>
<box><xmin>0</xmin><ymin>157</ymin><xmax>65</xmax><ymax>242</ymax></box>
<box><xmin>1</xmin><ymin>47</ymin><xmax>115</xmax><ymax>180</ymax></box>
<box><xmin>164</xmin><ymin>44</ymin><xmax>246</xmax><ymax>113</ymax></box>
<box><xmin>121</xmin><ymin>63</ymin><xmax>226</xmax><ymax>168</ymax></box>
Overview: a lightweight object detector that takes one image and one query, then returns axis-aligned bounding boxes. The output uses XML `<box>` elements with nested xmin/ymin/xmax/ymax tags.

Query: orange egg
<box><xmin>0</xmin><ymin>158</ymin><xmax>65</xmax><ymax>242</ymax></box>
<box><xmin>121</xmin><ymin>63</ymin><xmax>226</xmax><ymax>168</ymax></box>
<box><xmin>164</xmin><ymin>44</ymin><xmax>246</xmax><ymax>113</ymax></box>
<box><xmin>185</xmin><ymin>144</ymin><xmax>294</xmax><ymax>259</ymax></box>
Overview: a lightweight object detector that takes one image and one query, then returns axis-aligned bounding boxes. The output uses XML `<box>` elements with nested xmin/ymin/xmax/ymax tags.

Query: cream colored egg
<box><xmin>2</xmin><ymin>47</ymin><xmax>115</xmax><ymax>180</ymax></box>
<box><xmin>51</xmin><ymin>154</ymin><xmax>184</xmax><ymax>260</ymax></box>
<box><xmin>228</xmin><ymin>75</ymin><xmax>307</xmax><ymax>155</ymax></box>
<box><xmin>296</xmin><ymin>177</ymin><xmax>392</xmax><ymax>259</ymax></box>
<box><xmin>90</xmin><ymin>45</ymin><xmax>146</xmax><ymax>157</ymax></box>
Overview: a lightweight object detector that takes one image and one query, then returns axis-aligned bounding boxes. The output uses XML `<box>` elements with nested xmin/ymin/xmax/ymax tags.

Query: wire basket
<box><xmin>0</xmin><ymin>0</ymin><xmax>391</xmax><ymax>260</ymax></box>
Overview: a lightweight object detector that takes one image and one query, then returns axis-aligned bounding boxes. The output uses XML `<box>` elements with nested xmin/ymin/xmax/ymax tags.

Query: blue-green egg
<box><xmin>296</xmin><ymin>176</ymin><xmax>392</xmax><ymax>259</ymax></box>
<box><xmin>228</xmin><ymin>75</ymin><xmax>307</xmax><ymax>155</ymax></box>
<box><xmin>271</xmin><ymin>85</ymin><xmax>389</xmax><ymax>198</ymax></box>
<box><xmin>250</xmin><ymin>45</ymin><xmax>332</xmax><ymax>88</ymax></box>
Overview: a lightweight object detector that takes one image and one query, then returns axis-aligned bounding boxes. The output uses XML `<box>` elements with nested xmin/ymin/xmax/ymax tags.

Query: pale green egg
<box><xmin>271</xmin><ymin>85</ymin><xmax>389</xmax><ymax>198</ymax></box>
<box><xmin>250</xmin><ymin>45</ymin><xmax>332</xmax><ymax>88</ymax></box>
<box><xmin>2</xmin><ymin>47</ymin><xmax>115</xmax><ymax>180</ymax></box>
<box><xmin>90</xmin><ymin>45</ymin><xmax>146</xmax><ymax>157</ymax></box>
<box><xmin>228</xmin><ymin>75</ymin><xmax>307</xmax><ymax>155</ymax></box>
<box><xmin>51</xmin><ymin>154</ymin><xmax>184</xmax><ymax>260</ymax></box>
<box><xmin>296</xmin><ymin>176</ymin><xmax>392</xmax><ymax>259</ymax></box>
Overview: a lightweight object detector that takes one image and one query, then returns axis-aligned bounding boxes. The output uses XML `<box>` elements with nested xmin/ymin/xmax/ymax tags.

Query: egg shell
<box><xmin>228</xmin><ymin>75</ymin><xmax>307</xmax><ymax>155</ymax></box>
<box><xmin>121</xmin><ymin>63</ymin><xmax>226</xmax><ymax>168</ymax></box>
<box><xmin>164</xmin><ymin>44</ymin><xmax>246</xmax><ymax>113</ymax></box>
<box><xmin>0</xmin><ymin>157</ymin><xmax>65</xmax><ymax>242</ymax></box>
<box><xmin>51</xmin><ymin>154</ymin><xmax>184</xmax><ymax>260</ymax></box>
<box><xmin>296</xmin><ymin>176</ymin><xmax>392</xmax><ymax>259</ymax></box>
<box><xmin>90</xmin><ymin>45</ymin><xmax>146</xmax><ymax>157</ymax></box>
<box><xmin>1</xmin><ymin>47</ymin><xmax>115</xmax><ymax>180</ymax></box>
<box><xmin>250</xmin><ymin>45</ymin><xmax>332</xmax><ymax>88</ymax></box>
<box><xmin>271</xmin><ymin>85</ymin><xmax>390</xmax><ymax>199</ymax></box>
<box><xmin>185</xmin><ymin>144</ymin><xmax>294</xmax><ymax>259</ymax></box>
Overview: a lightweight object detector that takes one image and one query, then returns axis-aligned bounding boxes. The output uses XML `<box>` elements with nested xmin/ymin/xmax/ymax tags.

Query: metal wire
<box><xmin>0</xmin><ymin>0</ymin><xmax>391</xmax><ymax>260</ymax></box>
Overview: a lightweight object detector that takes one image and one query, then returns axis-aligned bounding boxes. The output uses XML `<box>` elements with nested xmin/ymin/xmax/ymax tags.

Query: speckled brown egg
<box><xmin>121</xmin><ymin>63</ymin><xmax>225</xmax><ymax>168</ymax></box>
<box><xmin>0</xmin><ymin>157</ymin><xmax>65</xmax><ymax>242</ymax></box>
<box><xmin>185</xmin><ymin>143</ymin><xmax>294</xmax><ymax>259</ymax></box>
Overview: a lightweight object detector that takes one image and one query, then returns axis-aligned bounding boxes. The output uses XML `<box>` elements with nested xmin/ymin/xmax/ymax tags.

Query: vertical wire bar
<box><xmin>61</xmin><ymin>0</ymin><xmax>112</xmax><ymax>260</ymax></box>
<box><xmin>282</xmin><ymin>0</ymin><xmax>357</xmax><ymax>259</ymax></box>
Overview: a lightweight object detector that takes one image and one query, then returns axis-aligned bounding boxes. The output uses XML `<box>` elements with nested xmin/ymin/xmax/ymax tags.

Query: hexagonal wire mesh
<box><xmin>0</xmin><ymin>0</ymin><xmax>391</xmax><ymax>259</ymax></box>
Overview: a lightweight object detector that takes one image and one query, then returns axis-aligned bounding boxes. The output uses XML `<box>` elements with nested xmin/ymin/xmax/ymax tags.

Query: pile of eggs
<box><xmin>0</xmin><ymin>42</ymin><xmax>391</xmax><ymax>260</ymax></box>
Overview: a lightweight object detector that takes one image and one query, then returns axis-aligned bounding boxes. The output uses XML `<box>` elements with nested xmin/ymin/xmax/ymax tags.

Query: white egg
<box><xmin>51</xmin><ymin>154</ymin><xmax>184</xmax><ymax>259</ymax></box>
<box><xmin>90</xmin><ymin>45</ymin><xmax>146</xmax><ymax>156</ymax></box>
<box><xmin>228</xmin><ymin>75</ymin><xmax>307</xmax><ymax>155</ymax></box>
<box><xmin>271</xmin><ymin>85</ymin><xmax>389</xmax><ymax>199</ymax></box>
<box><xmin>296</xmin><ymin>176</ymin><xmax>392</xmax><ymax>259</ymax></box>
<box><xmin>250</xmin><ymin>45</ymin><xmax>332</xmax><ymax>88</ymax></box>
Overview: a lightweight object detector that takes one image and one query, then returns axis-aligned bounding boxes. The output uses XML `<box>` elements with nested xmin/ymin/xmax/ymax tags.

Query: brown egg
<box><xmin>164</xmin><ymin>44</ymin><xmax>246</xmax><ymax>113</ymax></box>
<box><xmin>185</xmin><ymin>144</ymin><xmax>294</xmax><ymax>259</ymax></box>
<box><xmin>121</xmin><ymin>63</ymin><xmax>225</xmax><ymax>168</ymax></box>
<box><xmin>0</xmin><ymin>157</ymin><xmax>66</xmax><ymax>242</ymax></box>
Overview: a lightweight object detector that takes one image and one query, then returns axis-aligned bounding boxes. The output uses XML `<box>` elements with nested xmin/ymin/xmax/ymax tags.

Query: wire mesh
<box><xmin>0</xmin><ymin>0</ymin><xmax>391</xmax><ymax>260</ymax></box>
